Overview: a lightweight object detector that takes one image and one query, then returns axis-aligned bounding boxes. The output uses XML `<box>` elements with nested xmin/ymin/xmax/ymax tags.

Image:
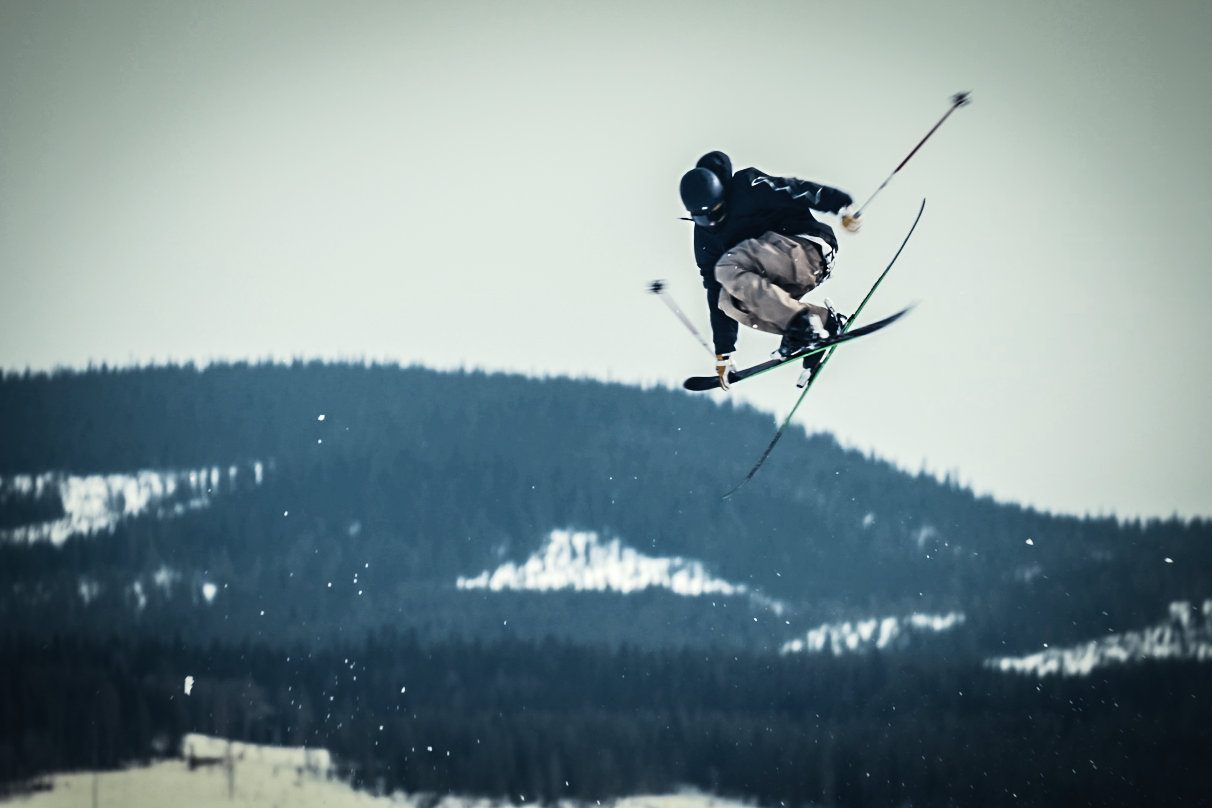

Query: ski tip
<box><xmin>683</xmin><ymin>376</ymin><xmax>719</xmax><ymax>392</ymax></box>
<box><xmin>684</xmin><ymin>370</ymin><xmax>743</xmax><ymax>391</ymax></box>
<box><xmin>861</xmin><ymin>304</ymin><xmax>913</xmax><ymax>331</ymax></box>
<box><xmin>885</xmin><ymin>302</ymin><xmax>917</xmax><ymax>324</ymax></box>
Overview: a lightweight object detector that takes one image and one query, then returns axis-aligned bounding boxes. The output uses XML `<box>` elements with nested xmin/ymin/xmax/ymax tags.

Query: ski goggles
<box><xmin>691</xmin><ymin>201</ymin><xmax>727</xmax><ymax>228</ymax></box>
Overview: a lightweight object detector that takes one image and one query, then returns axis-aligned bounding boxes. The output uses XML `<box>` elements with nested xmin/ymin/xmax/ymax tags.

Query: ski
<box><xmin>682</xmin><ymin>306</ymin><xmax>910</xmax><ymax>392</ymax></box>
<box><xmin>722</xmin><ymin>199</ymin><xmax>926</xmax><ymax>497</ymax></box>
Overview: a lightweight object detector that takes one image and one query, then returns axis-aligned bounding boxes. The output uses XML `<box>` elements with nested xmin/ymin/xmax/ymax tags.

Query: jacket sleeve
<box><xmin>693</xmin><ymin>228</ymin><xmax>738</xmax><ymax>354</ymax></box>
<box><xmin>746</xmin><ymin>172</ymin><xmax>853</xmax><ymax>214</ymax></box>
<box><xmin>703</xmin><ymin>276</ymin><xmax>739</xmax><ymax>355</ymax></box>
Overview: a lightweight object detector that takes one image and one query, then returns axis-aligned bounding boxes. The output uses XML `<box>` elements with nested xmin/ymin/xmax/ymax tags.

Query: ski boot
<box><xmin>776</xmin><ymin>309</ymin><xmax>829</xmax><ymax>361</ymax></box>
<box><xmin>822</xmin><ymin>297</ymin><xmax>849</xmax><ymax>337</ymax></box>
<box><xmin>794</xmin><ymin>300</ymin><xmax>849</xmax><ymax>388</ymax></box>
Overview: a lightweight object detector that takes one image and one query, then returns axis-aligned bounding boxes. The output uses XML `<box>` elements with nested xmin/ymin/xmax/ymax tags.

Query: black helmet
<box><xmin>680</xmin><ymin>167</ymin><xmax>727</xmax><ymax>227</ymax></box>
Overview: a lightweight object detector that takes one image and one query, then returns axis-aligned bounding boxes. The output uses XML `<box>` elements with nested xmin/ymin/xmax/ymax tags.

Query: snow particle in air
<box><xmin>1026</xmin><ymin>539</ymin><xmax>1034</xmax><ymax>545</ymax></box>
<box><xmin>318</xmin><ymin>415</ymin><xmax>325</xmax><ymax>421</ymax></box>
<box><xmin>184</xmin><ymin>676</ymin><xmax>194</xmax><ymax>695</ymax></box>
<box><xmin>1165</xmin><ymin>558</ymin><xmax>1173</xmax><ymax>563</ymax></box>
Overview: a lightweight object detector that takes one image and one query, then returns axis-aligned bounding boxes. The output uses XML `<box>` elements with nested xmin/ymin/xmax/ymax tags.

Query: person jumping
<box><xmin>680</xmin><ymin>150</ymin><xmax>858</xmax><ymax>390</ymax></box>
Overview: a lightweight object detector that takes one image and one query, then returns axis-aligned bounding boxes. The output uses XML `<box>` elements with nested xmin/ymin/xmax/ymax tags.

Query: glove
<box><xmin>715</xmin><ymin>353</ymin><xmax>736</xmax><ymax>390</ymax></box>
<box><xmin>839</xmin><ymin>206</ymin><xmax>862</xmax><ymax>233</ymax></box>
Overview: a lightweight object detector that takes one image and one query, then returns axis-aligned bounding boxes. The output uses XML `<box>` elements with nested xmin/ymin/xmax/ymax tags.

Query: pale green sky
<box><xmin>2</xmin><ymin>0</ymin><xmax>1210</xmax><ymax>518</ymax></box>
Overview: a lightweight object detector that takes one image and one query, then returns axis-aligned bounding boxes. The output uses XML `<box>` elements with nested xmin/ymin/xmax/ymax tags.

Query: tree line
<box><xmin>2</xmin><ymin>630</ymin><xmax>1208</xmax><ymax>807</ymax></box>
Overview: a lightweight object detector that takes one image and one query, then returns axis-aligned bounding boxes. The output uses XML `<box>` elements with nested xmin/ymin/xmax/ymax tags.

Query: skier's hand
<box><xmin>839</xmin><ymin>206</ymin><xmax>863</xmax><ymax>233</ymax></box>
<box><xmin>832</xmin><ymin>192</ymin><xmax>854</xmax><ymax>213</ymax></box>
<box><xmin>715</xmin><ymin>354</ymin><xmax>736</xmax><ymax>391</ymax></box>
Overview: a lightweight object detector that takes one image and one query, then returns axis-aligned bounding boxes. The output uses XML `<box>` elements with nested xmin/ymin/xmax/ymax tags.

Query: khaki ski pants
<box><xmin>714</xmin><ymin>231</ymin><xmax>831</xmax><ymax>335</ymax></box>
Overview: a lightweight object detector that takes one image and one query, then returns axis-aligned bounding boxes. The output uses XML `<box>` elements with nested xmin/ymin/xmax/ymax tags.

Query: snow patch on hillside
<box><xmin>458</xmin><ymin>529</ymin><xmax>760</xmax><ymax>601</ymax></box>
<box><xmin>0</xmin><ymin>462</ymin><xmax>265</xmax><ymax>545</ymax></box>
<box><xmin>781</xmin><ymin>611</ymin><xmax>966</xmax><ymax>655</ymax></box>
<box><xmin>182</xmin><ymin>733</ymin><xmax>333</xmax><ymax>775</ymax></box>
<box><xmin>988</xmin><ymin>600</ymin><xmax>1212</xmax><ymax>676</ymax></box>
<box><xmin>26</xmin><ymin>732</ymin><xmax>755</xmax><ymax>808</ymax></box>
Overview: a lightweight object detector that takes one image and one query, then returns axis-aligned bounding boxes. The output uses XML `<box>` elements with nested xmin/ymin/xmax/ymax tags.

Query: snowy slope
<box><xmin>0</xmin><ymin>462</ymin><xmax>264</xmax><ymax>545</ymax></box>
<box><xmin>989</xmin><ymin>600</ymin><xmax>1212</xmax><ymax>676</ymax></box>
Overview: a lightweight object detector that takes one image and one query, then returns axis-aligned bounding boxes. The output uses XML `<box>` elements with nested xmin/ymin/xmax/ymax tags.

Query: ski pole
<box><xmin>649</xmin><ymin>280</ymin><xmax>715</xmax><ymax>357</ymax></box>
<box><xmin>851</xmin><ymin>91</ymin><xmax>970</xmax><ymax>221</ymax></box>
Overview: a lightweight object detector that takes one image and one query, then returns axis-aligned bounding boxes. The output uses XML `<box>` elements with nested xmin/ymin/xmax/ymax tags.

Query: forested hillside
<box><xmin>1</xmin><ymin>363</ymin><xmax>1208</xmax><ymax>653</ymax></box>
<box><xmin>2</xmin><ymin>363</ymin><xmax>1211</xmax><ymax>806</ymax></box>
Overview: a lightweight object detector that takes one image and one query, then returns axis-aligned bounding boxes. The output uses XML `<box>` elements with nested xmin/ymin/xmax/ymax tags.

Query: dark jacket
<box><xmin>689</xmin><ymin>151</ymin><xmax>851</xmax><ymax>354</ymax></box>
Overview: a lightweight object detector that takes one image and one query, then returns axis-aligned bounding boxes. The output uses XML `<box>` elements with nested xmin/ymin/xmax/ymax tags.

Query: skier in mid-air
<box><xmin>680</xmin><ymin>151</ymin><xmax>859</xmax><ymax>390</ymax></box>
